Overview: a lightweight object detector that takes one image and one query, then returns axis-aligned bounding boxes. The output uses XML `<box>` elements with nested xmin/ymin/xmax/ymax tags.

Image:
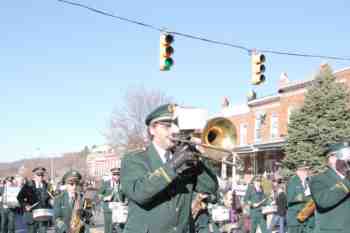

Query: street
<box><xmin>14</xmin><ymin>209</ymin><xmax>104</xmax><ymax>233</ymax></box>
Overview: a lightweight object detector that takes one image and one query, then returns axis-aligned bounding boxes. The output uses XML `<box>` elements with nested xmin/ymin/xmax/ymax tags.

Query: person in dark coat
<box><xmin>17</xmin><ymin>167</ymin><xmax>52</xmax><ymax>233</ymax></box>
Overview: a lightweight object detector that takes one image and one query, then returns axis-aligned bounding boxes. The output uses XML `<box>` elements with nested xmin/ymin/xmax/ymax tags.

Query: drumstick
<box><xmin>29</xmin><ymin>201</ymin><xmax>40</xmax><ymax>210</ymax></box>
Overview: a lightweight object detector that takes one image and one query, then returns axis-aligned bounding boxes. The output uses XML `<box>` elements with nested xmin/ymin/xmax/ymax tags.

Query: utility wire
<box><xmin>58</xmin><ymin>0</ymin><xmax>350</xmax><ymax>61</ymax></box>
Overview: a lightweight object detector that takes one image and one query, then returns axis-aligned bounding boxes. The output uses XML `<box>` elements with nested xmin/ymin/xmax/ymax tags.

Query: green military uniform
<box><xmin>54</xmin><ymin>170</ymin><xmax>91</xmax><ymax>233</ymax></box>
<box><xmin>309</xmin><ymin>142</ymin><xmax>350</xmax><ymax>233</ymax></box>
<box><xmin>17</xmin><ymin>167</ymin><xmax>52</xmax><ymax>233</ymax></box>
<box><xmin>98</xmin><ymin>167</ymin><xmax>126</xmax><ymax>233</ymax></box>
<box><xmin>121</xmin><ymin>145</ymin><xmax>218</xmax><ymax>233</ymax></box>
<box><xmin>286</xmin><ymin>175</ymin><xmax>314</xmax><ymax>233</ymax></box>
<box><xmin>244</xmin><ymin>177</ymin><xmax>269</xmax><ymax>233</ymax></box>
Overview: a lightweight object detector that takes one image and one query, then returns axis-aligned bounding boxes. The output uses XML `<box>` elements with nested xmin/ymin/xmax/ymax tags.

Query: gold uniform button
<box><xmin>173</xmin><ymin>227</ymin><xmax>177</xmax><ymax>231</ymax></box>
<box><xmin>175</xmin><ymin>208</ymin><xmax>179</xmax><ymax>212</ymax></box>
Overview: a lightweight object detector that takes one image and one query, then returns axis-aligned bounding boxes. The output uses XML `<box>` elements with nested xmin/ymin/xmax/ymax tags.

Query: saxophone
<box><xmin>69</xmin><ymin>192</ymin><xmax>84</xmax><ymax>233</ymax></box>
<box><xmin>297</xmin><ymin>199</ymin><xmax>316</xmax><ymax>222</ymax></box>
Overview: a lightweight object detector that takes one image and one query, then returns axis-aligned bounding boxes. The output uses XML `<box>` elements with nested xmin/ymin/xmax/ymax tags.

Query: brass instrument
<box><xmin>191</xmin><ymin>193</ymin><xmax>208</xmax><ymax>219</ymax></box>
<box><xmin>170</xmin><ymin>117</ymin><xmax>237</xmax><ymax>162</ymax></box>
<box><xmin>297</xmin><ymin>199</ymin><xmax>316</xmax><ymax>222</ymax></box>
<box><xmin>69</xmin><ymin>192</ymin><xmax>84</xmax><ymax>233</ymax></box>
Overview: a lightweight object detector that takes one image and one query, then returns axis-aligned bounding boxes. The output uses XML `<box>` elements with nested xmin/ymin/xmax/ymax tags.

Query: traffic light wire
<box><xmin>58</xmin><ymin>0</ymin><xmax>350</xmax><ymax>62</ymax></box>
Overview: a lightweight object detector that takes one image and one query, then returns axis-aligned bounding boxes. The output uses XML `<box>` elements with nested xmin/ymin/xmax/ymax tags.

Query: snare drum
<box><xmin>211</xmin><ymin>206</ymin><xmax>230</xmax><ymax>222</ymax></box>
<box><xmin>109</xmin><ymin>202</ymin><xmax>128</xmax><ymax>224</ymax></box>
<box><xmin>262</xmin><ymin>205</ymin><xmax>277</xmax><ymax>215</ymax></box>
<box><xmin>32</xmin><ymin>209</ymin><xmax>54</xmax><ymax>222</ymax></box>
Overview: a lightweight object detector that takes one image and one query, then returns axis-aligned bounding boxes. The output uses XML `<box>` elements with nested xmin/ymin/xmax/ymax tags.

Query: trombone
<box><xmin>170</xmin><ymin>117</ymin><xmax>237</xmax><ymax>163</ymax></box>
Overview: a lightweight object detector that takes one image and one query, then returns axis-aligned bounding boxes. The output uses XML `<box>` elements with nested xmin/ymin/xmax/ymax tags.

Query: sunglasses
<box><xmin>36</xmin><ymin>173</ymin><xmax>44</xmax><ymax>177</ymax></box>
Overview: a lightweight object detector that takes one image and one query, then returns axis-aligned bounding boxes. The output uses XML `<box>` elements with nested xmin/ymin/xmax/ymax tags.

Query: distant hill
<box><xmin>0</xmin><ymin>152</ymin><xmax>88</xmax><ymax>180</ymax></box>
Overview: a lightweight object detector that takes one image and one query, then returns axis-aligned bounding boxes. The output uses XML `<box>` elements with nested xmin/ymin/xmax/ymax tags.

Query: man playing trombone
<box><xmin>120</xmin><ymin>103</ymin><xmax>219</xmax><ymax>233</ymax></box>
<box><xmin>309</xmin><ymin>141</ymin><xmax>350</xmax><ymax>233</ymax></box>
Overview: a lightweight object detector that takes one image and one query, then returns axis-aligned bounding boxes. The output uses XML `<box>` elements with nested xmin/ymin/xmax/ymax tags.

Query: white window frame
<box><xmin>270</xmin><ymin>112</ymin><xmax>279</xmax><ymax>139</ymax></box>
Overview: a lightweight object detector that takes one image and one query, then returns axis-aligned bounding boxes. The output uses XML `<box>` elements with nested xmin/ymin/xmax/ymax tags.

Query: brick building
<box><xmin>226</xmin><ymin>67</ymin><xmax>350</xmax><ymax>176</ymax></box>
<box><xmin>86</xmin><ymin>144</ymin><xmax>121</xmax><ymax>178</ymax></box>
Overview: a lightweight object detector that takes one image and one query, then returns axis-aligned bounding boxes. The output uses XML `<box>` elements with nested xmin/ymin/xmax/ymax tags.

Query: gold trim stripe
<box><xmin>159</xmin><ymin>167</ymin><xmax>172</xmax><ymax>183</ymax></box>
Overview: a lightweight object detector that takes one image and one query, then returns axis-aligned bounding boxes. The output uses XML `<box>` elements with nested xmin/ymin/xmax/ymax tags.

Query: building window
<box><xmin>270</xmin><ymin>112</ymin><xmax>279</xmax><ymax>139</ymax></box>
<box><xmin>255</xmin><ymin>112</ymin><xmax>265</xmax><ymax>142</ymax></box>
<box><xmin>240</xmin><ymin>123</ymin><xmax>248</xmax><ymax>145</ymax></box>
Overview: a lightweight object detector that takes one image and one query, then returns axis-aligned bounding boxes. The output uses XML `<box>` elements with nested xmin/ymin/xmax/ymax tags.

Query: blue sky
<box><xmin>1</xmin><ymin>0</ymin><xmax>349</xmax><ymax>162</ymax></box>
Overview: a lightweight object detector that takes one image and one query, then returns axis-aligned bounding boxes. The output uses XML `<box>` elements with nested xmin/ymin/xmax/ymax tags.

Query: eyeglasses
<box><xmin>36</xmin><ymin>174</ymin><xmax>44</xmax><ymax>177</ymax></box>
<box><xmin>67</xmin><ymin>182</ymin><xmax>79</xmax><ymax>186</ymax></box>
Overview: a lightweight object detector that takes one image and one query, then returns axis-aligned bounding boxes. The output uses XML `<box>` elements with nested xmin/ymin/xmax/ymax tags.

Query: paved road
<box><xmin>14</xmin><ymin>209</ymin><xmax>104</xmax><ymax>233</ymax></box>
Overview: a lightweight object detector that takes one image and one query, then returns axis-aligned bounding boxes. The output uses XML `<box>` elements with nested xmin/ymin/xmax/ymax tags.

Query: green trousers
<box><xmin>27</xmin><ymin>221</ymin><xmax>49</xmax><ymax>233</ymax></box>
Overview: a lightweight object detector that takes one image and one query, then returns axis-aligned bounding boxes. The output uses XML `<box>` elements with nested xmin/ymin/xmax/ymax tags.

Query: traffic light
<box><xmin>160</xmin><ymin>33</ymin><xmax>174</xmax><ymax>71</ymax></box>
<box><xmin>251</xmin><ymin>53</ymin><xmax>266</xmax><ymax>85</ymax></box>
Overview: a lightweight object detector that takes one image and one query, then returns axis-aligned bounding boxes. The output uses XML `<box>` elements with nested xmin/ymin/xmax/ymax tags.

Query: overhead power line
<box><xmin>58</xmin><ymin>0</ymin><xmax>350</xmax><ymax>62</ymax></box>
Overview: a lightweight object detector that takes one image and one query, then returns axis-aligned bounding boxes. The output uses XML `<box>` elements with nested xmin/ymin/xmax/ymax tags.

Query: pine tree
<box><xmin>282</xmin><ymin>65</ymin><xmax>350</xmax><ymax>176</ymax></box>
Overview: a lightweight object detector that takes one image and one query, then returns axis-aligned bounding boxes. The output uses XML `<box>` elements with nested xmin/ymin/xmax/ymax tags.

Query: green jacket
<box><xmin>98</xmin><ymin>180</ymin><xmax>125</xmax><ymax>213</ymax></box>
<box><xmin>310</xmin><ymin>167</ymin><xmax>350</xmax><ymax>233</ymax></box>
<box><xmin>243</xmin><ymin>184</ymin><xmax>268</xmax><ymax>218</ymax></box>
<box><xmin>54</xmin><ymin>191</ymin><xmax>90</xmax><ymax>233</ymax></box>
<box><xmin>286</xmin><ymin>175</ymin><xmax>314</xmax><ymax>228</ymax></box>
<box><xmin>120</xmin><ymin>144</ymin><xmax>218</xmax><ymax>233</ymax></box>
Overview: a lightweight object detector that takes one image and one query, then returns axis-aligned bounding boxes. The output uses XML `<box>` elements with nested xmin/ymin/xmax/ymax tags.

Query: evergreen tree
<box><xmin>282</xmin><ymin>65</ymin><xmax>350</xmax><ymax>176</ymax></box>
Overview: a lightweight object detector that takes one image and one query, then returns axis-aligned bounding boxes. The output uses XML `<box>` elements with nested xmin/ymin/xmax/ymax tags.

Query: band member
<box><xmin>120</xmin><ymin>103</ymin><xmax>218</xmax><ymax>233</ymax></box>
<box><xmin>244</xmin><ymin>175</ymin><xmax>269</xmax><ymax>233</ymax></box>
<box><xmin>98</xmin><ymin>167</ymin><xmax>126</xmax><ymax>233</ymax></box>
<box><xmin>17</xmin><ymin>167</ymin><xmax>52</xmax><ymax>233</ymax></box>
<box><xmin>1</xmin><ymin>177</ymin><xmax>18</xmax><ymax>233</ymax></box>
<box><xmin>54</xmin><ymin>170</ymin><xmax>92</xmax><ymax>233</ymax></box>
<box><xmin>286</xmin><ymin>163</ymin><xmax>314</xmax><ymax>233</ymax></box>
<box><xmin>310</xmin><ymin>142</ymin><xmax>350</xmax><ymax>233</ymax></box>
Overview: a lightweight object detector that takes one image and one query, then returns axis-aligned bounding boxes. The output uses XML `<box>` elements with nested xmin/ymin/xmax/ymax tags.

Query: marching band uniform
<box><xmin>120</xmin><ymin>104</ymin><xmax>219</xmax><ymax>233</ymax></box>
<box><xmin>286</xmin><ymin>164</ymin><xmax>314</xmax><ymax>233</ymax></box>
<box><xmin>310</xmin><ymin>142</ymin><xmax>350</xmax><ymax>233</ymax></box>
<box><xmin>244</xmin><ymin>175</ymin><xmax>269</xmax><ymax>233</ymax></box>
<box><xmin>54</xmin><ymin>170</ymin><xmax>91</xmax><ymax>233</ymax></box>
<box><xmin>98</xmin><ymin>167</ymin><xmax>126</xmax><ymax>233</ymax></box>
<box><xmin>17</xmin><ymin>167</ymin><xmax>52</xmax><ymax>233</ymax></box>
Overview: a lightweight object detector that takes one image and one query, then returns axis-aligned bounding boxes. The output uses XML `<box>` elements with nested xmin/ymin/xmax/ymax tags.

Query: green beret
<box><xmin>62</xmin><ymin>170</ymin><xmax>82</xmax><ymax>184</ymax></box>
<box><xmin>297</xmin><ymin>161</ymin><xmax>311</xmax><ymax>170</ymax></box>
<box><xmin>326</xmin><ymin>141</ymin><xmax>350</xmax><ymax>160</ymax></box>
<box><xmin>145</xmin><ymin>103</ymin><xmax>176</xmax><ymax>126</ymax></box>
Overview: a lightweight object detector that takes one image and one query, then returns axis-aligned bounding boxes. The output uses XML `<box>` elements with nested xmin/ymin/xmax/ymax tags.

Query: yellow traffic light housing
<box><xmin>251</xmin><ymin>53</ymin><xmax>266</xmax><ymax>85</ymax></box>
<box><xmin>160</xmin><ymin>33</ymin><xmax>174</xmax><ymax>71</ymax></box>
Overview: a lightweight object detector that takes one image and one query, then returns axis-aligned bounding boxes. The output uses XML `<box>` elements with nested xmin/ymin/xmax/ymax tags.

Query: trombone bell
<box><xmin>201</xmin><ymin>117</ymin><xmax>237</xmax><ymax>162</ymax></box>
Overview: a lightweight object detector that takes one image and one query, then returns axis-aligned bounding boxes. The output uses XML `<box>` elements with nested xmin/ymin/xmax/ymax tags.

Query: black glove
<box><xmin>167</xmin><ymin>144</ymin><xmax>196</xmax><ymax>173</ymax></box>
<box><xmin>77</xmin><ymin>209</ymin><xmax>93</xmax><ymax>220</ymax></box>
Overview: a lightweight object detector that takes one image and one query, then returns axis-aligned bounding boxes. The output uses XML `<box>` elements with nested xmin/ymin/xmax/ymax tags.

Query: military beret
<box><xmin>110</xmin><ymin>167</ymin><xmax>121</xmax><ymax>175</ymax></box>
<box><xmin>145</xmin><ymin>103</ymin><xmax>177</xmax><ymax>126</ymax></box>
<box><xmin>297</xmin><ymin>161</ymin><xmax>311</xmax><ymax>170</ymax></box>
<box><xmin>32</xmin><ymin>167</ymin><xmax>46</xmax><ymax>174</ymax></box>
<box><xmin>326</xmin><ymin>141</ymin><xmax>350</xmax><ymax>160</ymax></box>
<box><xmin>62</xmin><ymin>170</ymin><xmax>82</xmax><ymax>184</ymax></box>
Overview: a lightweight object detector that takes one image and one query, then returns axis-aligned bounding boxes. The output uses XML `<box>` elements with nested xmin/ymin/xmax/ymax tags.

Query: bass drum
<box><xmin>109</xmin><ymin>202</ymin><xmax>128</xmax><ymax>224</ymax></box>
<box><xmin>32</xmin><ymin>209</ymin><xmax>54</xmax><ymax>222</ymax></box>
